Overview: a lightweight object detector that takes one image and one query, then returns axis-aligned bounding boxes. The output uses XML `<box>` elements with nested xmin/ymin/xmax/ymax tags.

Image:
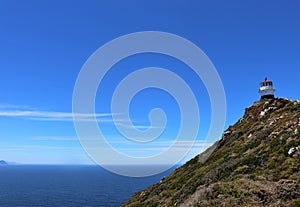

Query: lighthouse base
<box><xmin>261</xmin><ymin>94</ymin><xmax>275</xmax><ymax>100</ymax></box>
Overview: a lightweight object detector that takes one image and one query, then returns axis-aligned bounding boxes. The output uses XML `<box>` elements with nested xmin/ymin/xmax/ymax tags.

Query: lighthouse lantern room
<box><xmin>259</xmin><ymin>78</ymin><xmax>275</xmax><ymax>100</ymax></box>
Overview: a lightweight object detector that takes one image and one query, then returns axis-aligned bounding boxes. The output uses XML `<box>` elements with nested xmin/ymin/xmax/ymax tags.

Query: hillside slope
<box><xmin>122</xmin><ymin>98</ymin><xmax>300</xmax><ymax>207</ymax></box>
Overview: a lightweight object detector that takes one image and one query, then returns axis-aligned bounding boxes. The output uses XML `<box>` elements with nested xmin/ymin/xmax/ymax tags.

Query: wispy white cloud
<box><xmin>31</xmin><ymin>136</ymin><xmax>107</xmax><ymax>142</ymax></box>
<box><xmin>105</xmin><ymin>139</ymin><xmax>212</xmax><ymax>149</ymax></box>
<box><xmin>0</xmin><ymin>104</ymin><xmax>33</xmax><ymax>110</ymax></box>
<box><xmin>32</xmin><ymin>136</ymin><xmax>77</xmax><ymax>141</ymax></box>
<box><xmin>109</xmin><ymin>139</ymin><xmax>208</xmax><ymax>144</ymax></box>
<box><xmin>0</xmin><ymin>145</ymin><xmax>78</xmax><ymax>151</ymax></box>
<box><xmin>0</xmin><ymin>104</ymin><xmax>114</xmax><ymax>122</ymax></box>
<box><xmin>0</xmin><ymin>104</ymin><xmax>168</xmax><ymax>130</ymax></box>
<box><xmin>114</xmin><ymin>122</ymin><xmax>164</xmax><ymax>130</ymax></box>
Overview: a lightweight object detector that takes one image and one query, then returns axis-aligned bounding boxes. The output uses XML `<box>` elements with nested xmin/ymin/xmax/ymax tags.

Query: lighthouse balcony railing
<box><xmin>258</xmin><ymin>86</ymin><xmax>275</xmax><ymax>92</ymax></box>
<box><xmin>259</xmin><ymin>85</ymin><xmax>275</xmax><ymax>91</ymax></box>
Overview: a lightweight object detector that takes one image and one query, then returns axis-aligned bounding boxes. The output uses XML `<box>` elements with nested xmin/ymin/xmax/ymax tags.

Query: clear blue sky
<box><xmin>0</xmin><ymin>0</ymin><xmax>299</xmax><ymax>164</ymax></box>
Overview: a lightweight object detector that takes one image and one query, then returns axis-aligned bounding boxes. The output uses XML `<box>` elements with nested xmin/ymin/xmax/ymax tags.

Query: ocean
<box><xmin>0</xmin><ymin>165</ymin><xmax>175</xmax><ymax>207</ymax></box>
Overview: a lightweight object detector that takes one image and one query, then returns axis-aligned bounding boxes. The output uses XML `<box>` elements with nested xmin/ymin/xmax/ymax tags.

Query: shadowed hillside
<box><xmin>122</xmin><ymin>98</ymin><xmax>300</xmax><ymax>207</ymax></box>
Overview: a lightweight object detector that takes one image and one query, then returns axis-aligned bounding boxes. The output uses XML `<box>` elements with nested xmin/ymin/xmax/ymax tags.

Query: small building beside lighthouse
<box><xmin>259</xmin><ymin>78</ymin><xmax>275</xmax><ymax>100</ymax></box>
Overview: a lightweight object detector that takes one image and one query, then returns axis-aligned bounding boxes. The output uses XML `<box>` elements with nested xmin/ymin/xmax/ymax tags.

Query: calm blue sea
<box><xmin>0</xmin><ymin>165</ymin><xmax>174</xmax><ymax>207</ymax></box>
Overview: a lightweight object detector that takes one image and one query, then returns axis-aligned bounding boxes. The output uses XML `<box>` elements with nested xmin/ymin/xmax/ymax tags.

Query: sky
<box><xmin>0</xmin><ymin>0</ymin><xmax>300</xmax><ymax>165</ymax></box>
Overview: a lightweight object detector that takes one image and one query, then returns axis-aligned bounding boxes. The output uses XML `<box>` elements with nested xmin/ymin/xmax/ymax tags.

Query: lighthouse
<box><xmin>259</xmin><ymin>77</ymin><xmax>275</xmax><ymax>100</ymax></box>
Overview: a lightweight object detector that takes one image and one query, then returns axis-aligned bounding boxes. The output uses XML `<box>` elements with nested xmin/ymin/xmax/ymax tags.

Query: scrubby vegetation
<box><xmin>122</xmin><ymin>98</ymin><xmax>300</xmax><ymax>207</ymax></box>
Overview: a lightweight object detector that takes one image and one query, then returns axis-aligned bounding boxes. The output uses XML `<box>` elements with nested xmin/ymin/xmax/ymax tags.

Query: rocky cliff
<box><xmin>122</xmin><ymin>98</ymin><xmax>300</xmax><ymax>207</ymax></box>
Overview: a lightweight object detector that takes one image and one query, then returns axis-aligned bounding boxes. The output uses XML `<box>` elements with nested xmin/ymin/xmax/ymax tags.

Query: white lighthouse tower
<box><xmin>259</xmin><ymin>77</ymin><xmax>275</xmax><ymax>100</ymax></box>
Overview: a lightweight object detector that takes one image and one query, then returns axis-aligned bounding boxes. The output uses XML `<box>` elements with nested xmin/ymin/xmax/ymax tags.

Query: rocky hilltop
<box><xmin>122</xmin><ymin>98</ymin><xmax>300</xmax><ymax>207</ymax></box>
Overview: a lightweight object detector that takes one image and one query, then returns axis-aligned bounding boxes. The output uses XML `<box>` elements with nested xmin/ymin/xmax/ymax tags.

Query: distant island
<box><xmin>0</xmin><ymin>160</ymin><xmax>8</xmax><ymax>165</ymax></box>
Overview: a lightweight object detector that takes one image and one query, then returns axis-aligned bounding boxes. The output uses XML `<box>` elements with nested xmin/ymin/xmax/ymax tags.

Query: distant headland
<box><xmin>0</xmin><ymin>160</ymin><xmax>8</xmax><ymax>165</ymax></box>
